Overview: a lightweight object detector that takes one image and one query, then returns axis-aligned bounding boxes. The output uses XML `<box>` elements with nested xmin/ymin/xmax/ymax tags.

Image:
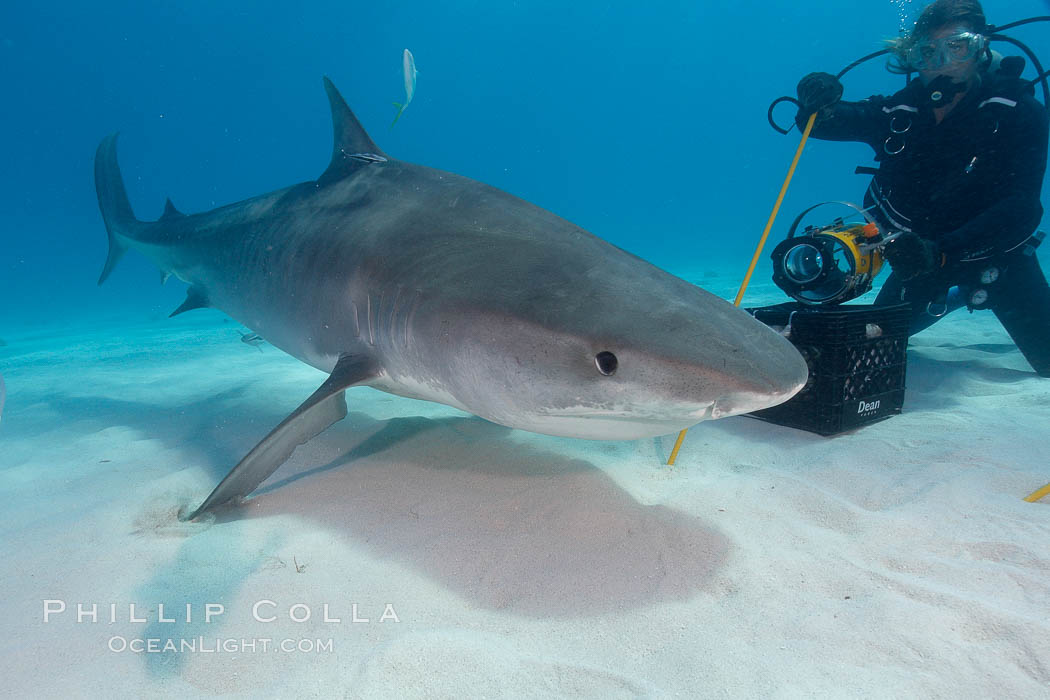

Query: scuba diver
<box><xmin>794</xmin><ymin>0</ymin><xmax>1050</xmax><ymax>377</ymax></box>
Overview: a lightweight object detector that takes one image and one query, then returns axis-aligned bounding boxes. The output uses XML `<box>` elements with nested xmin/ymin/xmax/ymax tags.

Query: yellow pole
<box><xmin>1023</xmin><ymin>483</ymin><xmax>1050</xmax><ymax>503</ymax></box>
<box><xmin>666</xmin><ymin>112</ymin><xmax>819</xmax><ymax>466</ymax></box>
<box><xmin>666</xmin><ymin>427</ymin><xmax>688</xmax><ymax>466</ymax></box>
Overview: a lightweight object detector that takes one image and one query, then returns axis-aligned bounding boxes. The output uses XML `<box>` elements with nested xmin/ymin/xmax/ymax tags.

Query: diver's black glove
<box><xmin>883</xmin><ymin>232</ymin><xmax>944</xmax><ymax>281</ymax></box>
<box><xmin>796</xmin><ymin>72</ymin><xmax>844</xmax><ymax>117</ymax></box>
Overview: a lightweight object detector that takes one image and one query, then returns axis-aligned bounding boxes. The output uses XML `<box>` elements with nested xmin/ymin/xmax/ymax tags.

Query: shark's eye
<box><xmin>594</xmin><ymin>351</ymin><xmax>618</xmax><ymax>376</ymax></box>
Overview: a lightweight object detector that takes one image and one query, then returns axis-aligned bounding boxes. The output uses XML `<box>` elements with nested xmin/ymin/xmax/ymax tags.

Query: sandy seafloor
<box><xmin>0</xmin><ymin>273</ymin><xmax>1048</xmax><ymax>699</ymax></box>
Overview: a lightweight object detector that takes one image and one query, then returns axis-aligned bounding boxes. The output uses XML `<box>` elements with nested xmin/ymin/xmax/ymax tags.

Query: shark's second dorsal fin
<box><xmin>318</xmin><ymin>76</ymin><xmax>388</xmax><ymax>187</ymax></box>
<box><xmin>160</xmin><ymin>197</ymin><xmax>185</xmax><ymax>222</ymax></box>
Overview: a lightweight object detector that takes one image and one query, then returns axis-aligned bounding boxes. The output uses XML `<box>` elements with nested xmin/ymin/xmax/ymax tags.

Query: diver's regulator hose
<box><xmin>768</xmin><ymin>17</ymin><xmax>1050</xmax><ymax>135</ymax></box>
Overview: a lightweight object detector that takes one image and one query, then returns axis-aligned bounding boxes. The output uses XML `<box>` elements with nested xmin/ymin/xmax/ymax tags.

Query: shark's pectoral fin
<box><xmin>170</xmin><ymin>286</ymin><xmax>209</xmax><ymax>317</ymax></box>
<box><xmin>182</xmin><ymin>353</ymin><xmax>380</xmax><ymax>520</ymax></box>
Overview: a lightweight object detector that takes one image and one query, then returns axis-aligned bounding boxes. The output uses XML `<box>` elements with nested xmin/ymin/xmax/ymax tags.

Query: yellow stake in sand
<box><xmin>1024</xmin><ymin>483</ymin><xmax>1050</xmax><ymax>503</ymax></box>
<box><xmin>666</xmin><ymin>111</ymin><xmax>819</xmax><ymax>466</ymax></box>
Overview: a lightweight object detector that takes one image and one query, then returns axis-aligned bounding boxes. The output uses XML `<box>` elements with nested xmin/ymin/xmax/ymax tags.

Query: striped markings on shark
<box><xmin>93</xmin><ymin>77</ymin><xmax>807</xmax><ymax>520</ymax></box>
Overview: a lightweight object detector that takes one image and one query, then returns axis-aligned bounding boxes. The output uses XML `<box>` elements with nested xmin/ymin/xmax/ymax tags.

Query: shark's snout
<box><xmin>456</xmin><ymin>315</ymin><xmax>809</xmax><ymax>441</ymax></box>
<box><xmin>704</xmin><ymin>326</ymin><xmax>810</xmax><ymax>419</ymax></box>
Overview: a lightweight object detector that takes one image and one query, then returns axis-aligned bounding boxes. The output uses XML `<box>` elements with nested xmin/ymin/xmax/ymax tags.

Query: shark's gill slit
<box><xmin>366</xmin><ymin>293</ymin><xmax>375</xmax><ymax>346</ymax></box>
<box><xmin>91</xmin><ymin>76</ymin><xmax>807</xmax><ymax>520</ymax></box>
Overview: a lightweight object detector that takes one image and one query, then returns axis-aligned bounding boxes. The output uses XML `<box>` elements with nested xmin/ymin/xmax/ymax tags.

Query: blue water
<box><xmin>1</xmin><ymin>0</ymin><xmax>1047</xmax><ymax>330</ymax></box>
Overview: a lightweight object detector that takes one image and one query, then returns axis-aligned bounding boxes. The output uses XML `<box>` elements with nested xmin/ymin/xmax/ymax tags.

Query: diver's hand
<box><xmin>796</xmin><ymin>72</ymin><xmax>843</xmax><ymax>117</ymax></box>
<box><xmin>883</xmin><ymin>232</ymin><xmax>944</xmax><ymax>281</ymax></box>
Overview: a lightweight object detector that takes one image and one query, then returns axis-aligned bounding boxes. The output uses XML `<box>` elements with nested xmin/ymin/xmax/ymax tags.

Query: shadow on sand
<box><xmin>30</xmin><ymin>382</ymin><xmax>729</xmax><ymax>678</ymax></box>
<box><xmin>229</xmin><ymin>411</ymin><xmax>730</xmax><ymax>618</ymax></box>
<box><xmin>55</xmin><ymin>392</ymin><xmax>732</xmax><ymax>678</ymax></box>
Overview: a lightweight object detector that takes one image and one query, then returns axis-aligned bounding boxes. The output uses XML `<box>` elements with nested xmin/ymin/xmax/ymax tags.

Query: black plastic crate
<box><xmin>745</xmin><ymin>302</ymin><xmax>910</xmax><ymax>436</ymax></box>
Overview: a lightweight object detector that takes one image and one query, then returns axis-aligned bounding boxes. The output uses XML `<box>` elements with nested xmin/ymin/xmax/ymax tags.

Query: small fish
<box><xmin>239</xmin><ymin>331</ymin><xmax>265</xmax><ymax>351</ymax></box>
<box><xmin>391</xmin><ymin>48</ymin><xmax>417</xmax><ymax>127</ymax></box>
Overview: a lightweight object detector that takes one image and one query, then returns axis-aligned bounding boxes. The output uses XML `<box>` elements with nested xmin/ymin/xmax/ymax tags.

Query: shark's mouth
<box><xmin>514</xmin><ymin>385</ymin><xmax>804</xmax><ymax>440</ymax></box>
<box><xmin>499</xmin><ymin>403</ymin><xmax>716</xmax><ymax>440</ymax></box>
<box><xmin>540</xmin><ymin>403</ymin><xmax>716</xmax><ymax>422</ymax></box>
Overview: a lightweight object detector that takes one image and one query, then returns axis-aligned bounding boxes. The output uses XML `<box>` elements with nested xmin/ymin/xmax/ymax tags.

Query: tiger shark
<box><xmin>95</xmin><ymin>78</ymin><xmax>807</xmax><ymax>520</ymax></box>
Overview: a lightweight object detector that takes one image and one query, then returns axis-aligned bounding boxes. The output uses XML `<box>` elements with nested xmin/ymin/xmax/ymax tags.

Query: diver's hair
<box><xmin>885</xmin><ymin>0</ymin><xmax>988</xmax><ymax>74</ymax></box>
<box><xmin>913</xmin><ymin>0</ymin><xmax>986</xmax><ymax>36</ymax></box>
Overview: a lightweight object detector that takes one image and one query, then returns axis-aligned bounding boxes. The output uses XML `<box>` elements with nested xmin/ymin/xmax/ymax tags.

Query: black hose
<box><xmin>767</xmin><ymin>96</ymin><xmax>801</xmax><ymax>135</ymax></box>
<box><xmin>835</xmin><ymin>48</ymin><xmax>891</xmax><ymax>80</ymax></box>
<box><xmin>988</xmin><ymin>33</ymin><xmax>1050</xmax><ymax>106</ymax></box>
<box><xmin>769</xmin><ymin>18</ymin><xmax>1050</xmax><ymax>133</ymax></box>
<box><xmin>1031</xmin><ymin>67</ymin><xmax>1050</xmax><ymax>88</ymax></box>
<box><xmin>989</xmin><ymin>16</ymin><xmax>1050</xmax><ymax>33</ymax></box>
<box><xmin>767</xmin><ymin>49</ymin><xmax>892</xmax><ymax>134</ymax></box>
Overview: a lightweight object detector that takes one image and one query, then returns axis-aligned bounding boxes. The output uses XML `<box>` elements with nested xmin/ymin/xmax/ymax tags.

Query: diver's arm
<box><xmin>938</xmin><ymin>101</ymin><xmax>1049</xmax><ymax>259</ymax></box>
<box><xmin>794</xmin><ymin>97</ymin><xmax>887</xmax><ymax>146</ymax></box>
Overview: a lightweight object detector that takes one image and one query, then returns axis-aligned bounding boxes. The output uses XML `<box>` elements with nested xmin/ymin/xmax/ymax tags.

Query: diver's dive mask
<box><xmin>903</xmin><ymin>31</ymin><xmax>987</xmax><ymax>71</ymax></box>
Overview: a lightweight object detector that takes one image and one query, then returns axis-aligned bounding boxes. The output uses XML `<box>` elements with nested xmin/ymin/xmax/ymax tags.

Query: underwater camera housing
<box><xmin>770</xmin><ymin>202</ymin><xmax>889</xmax><ymax>306</ymax></box>
<box><xmin>749</xmin><ymin>202</ymin><xmax>908</xmax><ymax>436</ymax></box>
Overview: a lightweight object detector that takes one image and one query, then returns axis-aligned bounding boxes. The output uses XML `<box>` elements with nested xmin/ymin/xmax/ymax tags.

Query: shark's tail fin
<box><xmin>94</xmin><ymin>133</ymin><xmax>138</xmax><ymax>285</ymax></box>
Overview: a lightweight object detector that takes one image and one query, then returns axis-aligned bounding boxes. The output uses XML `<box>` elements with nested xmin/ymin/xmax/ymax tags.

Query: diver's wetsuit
<box><xmin>798</xmin><ymin>72</ymin><xmax>1050</xmax><ymax>376</ymax></box>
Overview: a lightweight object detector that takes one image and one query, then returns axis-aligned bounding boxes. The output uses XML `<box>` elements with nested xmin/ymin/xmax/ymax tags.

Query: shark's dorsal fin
<box><xmin>160</xmin><ymin>197</ymin><xmax>185</xmax><ymax>222</ymax></box>
<box><xmin>318</xmin><ymin>76</ymin><xmax>388</xmax><ymax>187</ymax></box>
